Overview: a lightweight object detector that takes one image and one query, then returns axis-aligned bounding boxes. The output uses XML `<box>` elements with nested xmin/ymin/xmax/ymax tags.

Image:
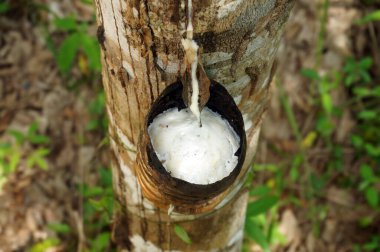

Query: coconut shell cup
<box><xmin>136</xmin><ymin>80</ymin><xmax>247</xmax><ymax>214</ymax></box>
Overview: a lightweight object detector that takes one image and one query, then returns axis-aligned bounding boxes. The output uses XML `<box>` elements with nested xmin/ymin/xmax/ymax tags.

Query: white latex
<box><xmin>148</xmin><ymin>107</ymin><xmax>240</xmax><ymax>185</ymax></box>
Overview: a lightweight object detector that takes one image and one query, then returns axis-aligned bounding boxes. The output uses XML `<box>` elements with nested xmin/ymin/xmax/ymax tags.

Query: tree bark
<box><xmin>94</xmin><ymin>0</ymin><xmax>293</xmax><ymax>251</ymax></box>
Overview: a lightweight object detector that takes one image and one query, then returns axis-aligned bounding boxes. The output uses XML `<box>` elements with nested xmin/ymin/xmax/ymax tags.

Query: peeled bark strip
<box><xmin>95</xmin><ymin>0</ymin><xmax>293</xmax><ymax>251</ymax></box>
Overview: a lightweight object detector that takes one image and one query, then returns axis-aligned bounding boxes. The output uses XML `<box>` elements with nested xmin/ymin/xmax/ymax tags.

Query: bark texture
<box><xmin>94</xmin><ymin>0</ymin><xmax>293</xmax><ymax>251</ymax></box>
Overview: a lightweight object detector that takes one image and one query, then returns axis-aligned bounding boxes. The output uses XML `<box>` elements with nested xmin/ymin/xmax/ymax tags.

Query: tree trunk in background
<box><xmin>94</xmin><ymin>0</ymin><xmax>293</xmax><ymax>251</ymax></box>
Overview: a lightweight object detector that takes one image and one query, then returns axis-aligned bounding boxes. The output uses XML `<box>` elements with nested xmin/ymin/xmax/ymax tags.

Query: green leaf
<box><xmin>28</xmin><ymin>122</ymin><xmax>39</xmax><ymax>136</ymax></box>
<box><xmin>86</xmin><ymin>120</ymin><xmax>100</xmax><ymax>131</ymax></box>
<box><xmin>47</xmin><ymin>223</ymin><xmax>71</xmax><ymax>234</ymax></box>
<box><xmin>290</xmin><ymin>154</ymin><xmax>303</xmax><ymax>182</ymax></box>
<box><xmin>29</xmin><ymin>135</ymin><xmax>50</xmax><ymax>145</ymax></box>
<box><xmin>27</xmin><ymin>148</ymin><xmax>49</xmax><ymax>170</ymax></box>
<box><xmin>30</xmin><ymin>238</ymin><xmax>60</xmax><ymax>252</ymax></box>
<box><xmin>360</xmin><ymin>164</ymin><xmax>374</xmax><ymax>181</ymax></box>
<box><xmin>373</xmin><ymin>87</ymin><xmax>380</xmax><ymax>97</ymax></box>
<box><xmin>35</xmin><ymin>157</ymin><xmax>48</xmax><ymax>170</ymax></box>
<box><xmin>353</xmin><ymin>87</ymin><xmax>371</xmax><ymax>97</ymax></box>
<box><xmin>360</xmin><ymin>71</ymin><xmax>372</xmax><ymax>83</ymax></box>
<box><xmin>245</xmin><ymin>219</ymin><xmax>270</xmax><ymax>252</ymax></box>
<box><xmin>89</xmin><ymin>92</ymin><xmax>105</xmax><ymax>115</ymax></box>
<box><xmin>8</xmin><ymin>130</ymin><xmax>26</xmax><ymax>145</ymax></box>
<box><xmin>301</xmin><ymin>68</ymin><xmax>320</xmax><ymax>80</ymax></box>
<box><xmin>54</xmin><ymin>16</ymin><xmax>77</xmax><ymax>31</ymax></box>
<box><xmin>351</xmin><ymin>134</ymin><xmax>363</xmax><ymax>148</ymax></box>
<box><xmin>250</xmin><ymin>185</ymin><xmax>270</xmax><ymax>197</ymax></box>
<box><xmin>365</xmin><ymin>143</ymin><xmax>380</xmax><ymax>157</ymax></box>
<box><xmin>358</xmin><ymin>110</ymin><xmax>377</xmax><ymax>120</ymax></box>
<box><xmin>174</xmin><ymin>224</ymin><xmax>192</xmax><ymax>244</ymax></box>
<box><xmin>356</xmin><ymin>10</ymin><xmax>380</xmax><ymax>25</ymax></box>
<box><xmin>344</xmin><ymin>74</ymin><xmax>357</xmax><ymax>87</ymax></box>
<box><xmin>321</xmin><ymin>93</ymin><xmax>333</xmax><ymax>116</ymax></box>
<box><xmin>8</xmin><ymin>151</ymin><xmax>20</xmax><ymax>174</ymax></box>
<box><xmin>310</xmin><ymin>173</ymin><xmax>325</xmax><ymax>191</ymax></box>
<box><xmin>80</xmin><ymin>34</ymin><xmax>101</xmax><ymax>72</ymax></box>
<box><xmin>316</xmin><ymin>116</ymin><xmax>334</xmax><ymax>137</ymax></box>
<box><xmin>365</xmin><ymin>187</ymin><xmax>379</xmax><ymax>208</ymax></box>
<box><xmin>91</xmin><ymin>232</ymin><xmax>110</xmax><ymax>251</ymax></box>
<box><xmin>246</xmin><ymin>196</ymin><xmax>279</xmax><ymax>217</ymax></box>
<box><xmin>359</xmin><ymin>57</ymin><xmax>373</xmax><ymax>69</ymax></box>
<box><xmin>359</xmin><ymin>180</ymin><xmax>371</xmax><ymax>191</ymax></box>
<box><xmin>82</xmin><ymin>186</ymin><xmax>104</xmax><ymax>197</ymax></box>
<box><xmin>99</xmin><ymin>167</ymin><xmax>113</xmax><ymax>187</ymax></box>
<box><xmin>0</xmin><ymin>2</ymin><xmax>10</xmax><ymax>14</ymax></box>
<box><xmin>89</xmin><ymin>199</ymin><xmax>104</xmax><ymax>211</ymax></box>
<box><xmin>57</xmin><ymin>33</ymin><xmax>81</xmax><ymax>73</ymax></box>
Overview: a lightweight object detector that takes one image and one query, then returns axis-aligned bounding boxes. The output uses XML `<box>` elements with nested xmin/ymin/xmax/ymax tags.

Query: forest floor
<box><xmin>0</xmin><ymin>0</ymin><xmax>379</xmax><ymax>251</ymax></box>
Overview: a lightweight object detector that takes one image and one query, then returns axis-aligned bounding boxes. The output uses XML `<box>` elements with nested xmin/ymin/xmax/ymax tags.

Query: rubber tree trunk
<box><xmin>94</xmin><ymin>0</ymin><xmax>293</xmax><ymax>251</ymax></box>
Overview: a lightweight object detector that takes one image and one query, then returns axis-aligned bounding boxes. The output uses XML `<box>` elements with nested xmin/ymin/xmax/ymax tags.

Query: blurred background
<box><xmin>0</xmin><ymin>0</ymin><xmax>379</xmax><ymax>251</ymax></box>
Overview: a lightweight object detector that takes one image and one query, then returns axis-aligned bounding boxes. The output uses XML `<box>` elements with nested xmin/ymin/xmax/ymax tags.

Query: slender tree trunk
<box><xmin>94</xmin><ymin>0</ymin><xmax>293</xmax><ymax>251</ymax></box>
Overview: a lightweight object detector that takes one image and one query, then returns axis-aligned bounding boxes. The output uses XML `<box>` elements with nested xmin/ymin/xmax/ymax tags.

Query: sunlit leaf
<box><xmin>30</xmin><ymin>238</ymin><xmax>60</xmax><ymax>252</ymax></box>
<box><xmin>321</xmin><ymin>93</ymin><xmax>333</xmax><ymax>116</ymax></box>
<box><xmin>47</xmin><ymin>223</ymin><xmax>71</xmax><ymax>234</ymax></box>
<box><xmin>246</xmin><ymin>196</ymin><xmax>279</xmax><ymax>217</ymax></box>
<box><xmin>250</xmin><ymin>185</ymin><xmax>270</xmax><ymax>197</ymax></box>
<box><xmin>358</xmin><ymin>110</ymin><xmax>377</xmax><ymax>120</ymax></box>
<box><xmin>54</xmin><ymin>16</ymin><xmax>77</xmax><ymax>31</ymax></box>
<box><xmin>174</xmin><ymin>224</ymin><xmax>192</xmax><ymax>244</ymax></box>
<box><xmin>302</xmin><ymin>131</ymin><xmax>317</xmax><ymax>149</ymax></box>
<box><xmin>8</xmin><ymin>151</ymin><xmax>20</xmax><ymax>174</ymax></box>
<box><xmin>356</xmin><ymin>10</ymin><xmax>380</xmax><ymax>25</ymax></box>
<box><xmin>8</xmin><ymin>130</ymin><xmax>26</xmax><ymax>145</ymax></box>
<box><xmin>245</xmin><ymin>219</ymin><xmax>270</xmax><ymax>252</ymax></box>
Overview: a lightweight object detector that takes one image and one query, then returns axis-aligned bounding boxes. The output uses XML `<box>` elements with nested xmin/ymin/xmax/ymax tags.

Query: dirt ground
<box><xmin>0</xmin><ymin>0</ymin><xmax>379</xmax><ymax>251</ymax></box>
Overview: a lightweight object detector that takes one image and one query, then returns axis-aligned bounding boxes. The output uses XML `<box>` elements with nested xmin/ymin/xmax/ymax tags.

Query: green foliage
<box><xmin>86</xmin><ymin>91</ymin><xmax>108</xmax><ymax>132</ymax></box>
<box><xmin>244</xmin><ymin>164</ymin><xmax>286</xmax><ymax>252</ymax></box>
<box><xmin>174</xmin><ymin>224</ymin><xmax>192</xmax><ymax>245</ymax></box>
<box><xmin>52</xmin><ymin>16</ymin><xmax>101</xmax><ymax>75</ymax></box>
<box><xmin>363</xmin><ymin>236</ymin><xmax>380</xmax><ymax>251</ymax></box>
<box><xmin>79</xmin><ymin>167</ymin><xmax>114</xmax><ymax>251</ymax></box>
<box><xmin>0</xmin><ymin>2</ymin><xmax>10</xmax><ymax>14</ymax></box>
<box><xmin>356</xmin><ymin>10</ymin><xmax>380</xmax><ymax>24</ymax></box>
<box><xmin>341</xmin><ymin>56</ymin><xmax>380</xmax><ymax>212</ymax></box>
<box><xmin>246</xmin><ymin>196</ymin><xmax>279</xmax><ymax>217</ymax></box>
<box><xmin>245</xmin><ymin>220</ymin><xmax>270</xmax><ymax>252</ymax></box>
<box><xmin>0</xmin><ymin>122</ymin><xmax>51</xmax><ymax>191</ymax></box>
<box><xmin>9</xmin><ymin>122</ymin><xmax>50</xmax><ymax>145</ymax></box>
<box><xmin>47</xmin><ymin>223</ymin><xmax>72</xmax><ymax>234</ymax></box>
<box><xmin>359</xmin><ymin>164</ymin><xmax>380</xmax><ymax>209</ymax></box>
<box><xmin>90</xmin><ymin>232</ymin><xmax>111</xmax><ymax>252</ymax></box>
<box><xmin>26</xmin><ymin>148</ymin><xmax>49</xmax><ymax>170</ymax></box>
<box><xmin>29</xmin><ymin>238</ymin><xmax>60</xmax><ymax>252</ymax></box>
<box><xmin>343</xmin><ymin>57</ymin><xmax>372</xmax><ymax>87</ymax></box>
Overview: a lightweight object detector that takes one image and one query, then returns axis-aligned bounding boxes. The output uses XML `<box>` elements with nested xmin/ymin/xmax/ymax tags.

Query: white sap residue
<box><xmin>181</xmin><ymin>0</ymin><xmax>201</xmax><ymax>124</ymax></box>
<box><xmin>148</xmin><ymin>107</ymin><xmax>240</xmax><ymax>185</ymax></box>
